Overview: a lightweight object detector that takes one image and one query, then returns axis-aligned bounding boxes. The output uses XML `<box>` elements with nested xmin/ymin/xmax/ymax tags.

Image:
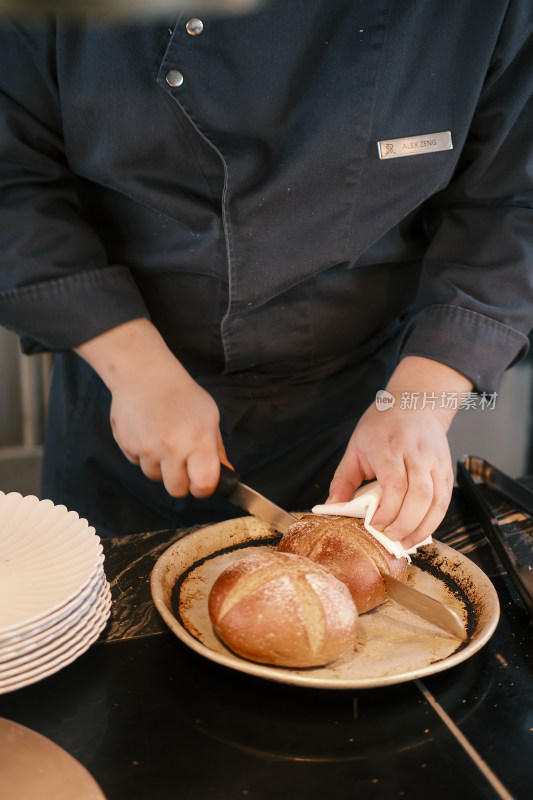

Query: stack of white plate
<box><xmin>0</xmin><ymin>492</ymin><xmax>111</xmax><ymax>694</ymax></box>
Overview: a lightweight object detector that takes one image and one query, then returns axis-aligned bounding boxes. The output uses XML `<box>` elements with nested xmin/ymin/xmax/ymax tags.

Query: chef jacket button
<box><xmin>166</xmin><ymin>69</ymin><xmax>184</xmax><ymax>88</ymax></box>
<box><xmin>186</xmin><ymin>18</ymin><xmax>204</xmax><ymax>36</ymax></box>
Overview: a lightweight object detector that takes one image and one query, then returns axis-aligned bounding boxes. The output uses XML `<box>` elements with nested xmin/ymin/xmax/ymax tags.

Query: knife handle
<box><xmin>215</xmin><ymin>464</ymin><xmax>241</xmax><ymax>498</ymax></box>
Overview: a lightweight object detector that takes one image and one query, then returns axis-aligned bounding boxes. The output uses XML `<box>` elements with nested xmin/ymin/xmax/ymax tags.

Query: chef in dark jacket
<box><xmin>0</xmin><ymin>0</ymin><xmax>532</xmax><ymax>541</ymax></box>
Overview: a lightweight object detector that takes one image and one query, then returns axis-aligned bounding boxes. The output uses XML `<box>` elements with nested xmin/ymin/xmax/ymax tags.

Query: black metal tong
<box><xmin>456</xmin><ymin>455</ymin><xmax>533</xmax><ymax>620</ymax></box>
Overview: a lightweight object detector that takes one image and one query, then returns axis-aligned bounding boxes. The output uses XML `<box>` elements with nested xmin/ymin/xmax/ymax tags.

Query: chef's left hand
<box><xmin>327</xmin><ymin>356</ymin><xmax>473</xmax><ymax>549</ymax></box>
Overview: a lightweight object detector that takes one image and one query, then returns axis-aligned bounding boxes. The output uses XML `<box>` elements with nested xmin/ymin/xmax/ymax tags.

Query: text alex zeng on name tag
<box><xmin>377</xmin><ymin>131</ymin><xmax>453</xmax><ymax>160</ymax></box>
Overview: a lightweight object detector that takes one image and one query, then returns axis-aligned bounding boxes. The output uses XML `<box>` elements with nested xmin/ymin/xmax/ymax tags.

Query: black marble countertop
<box><xmin>1</xmin><ymin>486</ymin><xmax>532</xmax><ymax>800</ymax></box>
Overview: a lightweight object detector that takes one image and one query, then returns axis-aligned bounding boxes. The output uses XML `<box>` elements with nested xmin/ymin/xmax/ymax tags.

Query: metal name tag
<box><xmin>377</xmin><ymin>131</ymin><xmax>453</xmax><ymax>160</ymax></box>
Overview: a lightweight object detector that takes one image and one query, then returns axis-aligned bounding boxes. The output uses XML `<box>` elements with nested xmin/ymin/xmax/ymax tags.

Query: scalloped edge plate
<box><xmin>0</xmin><ymin>493</ymin><xmax>103</xmax><ymax>634</ymax></box>
<box><xmin>0</xmin><ymin>582</ymin><xmax>111</xmax><ymax>694</ymax></box>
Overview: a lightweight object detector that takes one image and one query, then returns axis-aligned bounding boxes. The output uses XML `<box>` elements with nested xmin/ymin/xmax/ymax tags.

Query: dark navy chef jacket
<box><xmin>0</xmin><ymin>0</ymin><xmax>532</xmax><ymax>535</ymax></box>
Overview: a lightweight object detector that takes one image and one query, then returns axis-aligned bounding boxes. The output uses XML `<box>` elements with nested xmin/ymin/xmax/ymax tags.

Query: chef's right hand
<box><xmin>74</xmin><ymin>318</ymin><xmax>229</xmax><ymax>498</ymax></box>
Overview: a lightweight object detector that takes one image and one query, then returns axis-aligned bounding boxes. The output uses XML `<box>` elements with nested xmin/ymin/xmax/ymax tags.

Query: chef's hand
<box><xmin>75</xmin><ymin>318</ymin><xmax>229</xmax><ymax>498</ymax></box>
<box><xmin>327</xmin><ymin>356</ymin><xmax>473</xmax><ymax>549</ymax></box>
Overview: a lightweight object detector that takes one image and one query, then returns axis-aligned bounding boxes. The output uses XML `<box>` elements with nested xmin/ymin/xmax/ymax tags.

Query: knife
<box><xmin>381</xmin><ymin>572</ymin><xmax>467</xmax><ymax>641</ymax></box>
<box><xmin>215</xmin><ymin>464</ymin><xmax>297</xmax><ymax>534</ymax></box>
<box><xmin>215</xmin><ymin>464</ymin><xmax>467</xmax><ymax>640</ymax></box>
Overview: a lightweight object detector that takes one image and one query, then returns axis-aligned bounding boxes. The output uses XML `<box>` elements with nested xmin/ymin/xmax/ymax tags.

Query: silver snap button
<box><xmin>186</xmin><ymin>18</ymin><xmax>204</xmax><ymax>36</ymax></box>
<box><xmin>165</xmin><ymin>69</ymin><xmax>184</xmax><ymax>88</ymax></box>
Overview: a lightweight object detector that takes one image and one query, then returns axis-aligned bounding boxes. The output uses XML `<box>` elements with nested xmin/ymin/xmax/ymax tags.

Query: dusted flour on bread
<box><xmin>208</xmin><ymin>550</ymin><xmax>358</xmax><ymax>668</ymax></box>
<box><xmin>278</xmin><ymin>514</ymin><xmax>409</xmax><ymax>614</ymax></box>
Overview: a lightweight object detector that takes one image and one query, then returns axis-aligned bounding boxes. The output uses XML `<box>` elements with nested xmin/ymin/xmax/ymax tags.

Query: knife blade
<box><xmin>382</xmin><ymin>572</ymin><xmax>467</xmax><ymax>641</ymax></box>
<box><xmin>215</xmin><ymin>465</ymin><xmax>467</xmax><ymax>640</ymax></box>
<box><xmin>215</xmin><ymin>464</ymin><xmax>298</xmax><ymax>534</ymax></box>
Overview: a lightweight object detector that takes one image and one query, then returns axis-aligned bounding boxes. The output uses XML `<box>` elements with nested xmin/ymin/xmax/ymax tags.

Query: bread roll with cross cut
<box><xmin>208</xmin><ymin>549</ymin><xmax>358</xmax><ymax>668</ymax></box>
<box><xmin>277</xmin><ymin>514</ymin><xmax>409</xmax><ymax>613</ymax></box>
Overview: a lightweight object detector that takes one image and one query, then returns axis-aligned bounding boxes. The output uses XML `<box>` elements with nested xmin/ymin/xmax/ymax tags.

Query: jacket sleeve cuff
<box><xmin>399</xmin><ymin>304</ymin><xmax>529</xmax><ymax>393</ymax></box>
<box><xmin>0</xmin><ymin>266</ymin><xmax>150</xmax><ymax>353</ymax></box>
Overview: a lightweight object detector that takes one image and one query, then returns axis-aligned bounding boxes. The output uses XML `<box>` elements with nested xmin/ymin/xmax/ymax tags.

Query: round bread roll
<box><xmin>278</xmin><ymin>514</ymin><xmax>409</xmax><ymax>614</ymax></box>
<box><xmin>208</xmin><ymin>549</ymin><xmax>358</xmax><ymax>668</ymax></box>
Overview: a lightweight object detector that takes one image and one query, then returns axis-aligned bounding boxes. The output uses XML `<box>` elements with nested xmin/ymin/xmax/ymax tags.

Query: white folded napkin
<box><xmin>312</xmin><ymin>481</ymin><xmax>432</xmax><ymax>562</ymax></box>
